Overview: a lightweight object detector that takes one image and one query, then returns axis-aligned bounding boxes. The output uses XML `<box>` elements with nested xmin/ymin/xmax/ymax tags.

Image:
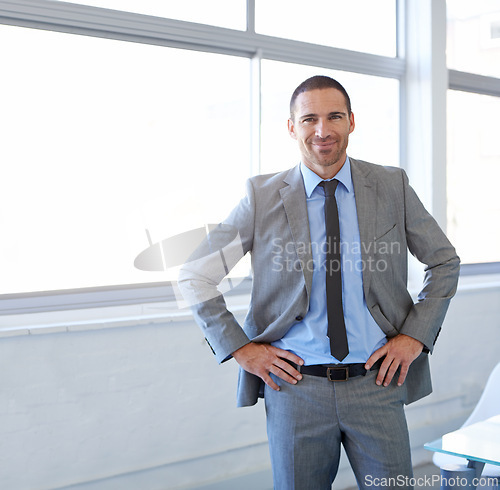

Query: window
<box><xmin>446</xmin><ymin>90</ymin><xmax>500</xmax><ymax>264</ymax></box>
<box><xmin>255</xmin><ymin>0</ymin><xmax>397</xmax><ymax>57</ymax></box>
<box><xmin>446</xmin><ymin>0</ymin><xmax>500</xmax><ymax>267</ymax></box>
<box><xmin>50</xmin><ymin>0</ymin><xmax>247</xmax><ymax>30</ymax></box>
<box><xmin>0</xmin><ymin>0</ymin><xmax>405</xmax><ymax>311</ymax></box>
<box><xmin>447</xmin><ymin>0</ymin><xmax>500</xmax><ymax>78</ymax></box>
<box><xmin>0</xmin><ymin>24</ymin><xmax>251</xmax><ymax>295</ymax></box>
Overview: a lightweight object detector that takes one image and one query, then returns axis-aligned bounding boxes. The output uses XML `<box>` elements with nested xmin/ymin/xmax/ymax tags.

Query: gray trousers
<box><xmin>264</xmin><ymin>369</ymin><xmax>413</xmax><ymax>490</ymax></box>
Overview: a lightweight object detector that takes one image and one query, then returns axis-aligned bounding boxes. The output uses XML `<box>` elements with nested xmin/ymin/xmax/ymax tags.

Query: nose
<box><xmin>315</xmin><ymin>119</ymin><xmax>330</xmax><ymax>139</ymax></box>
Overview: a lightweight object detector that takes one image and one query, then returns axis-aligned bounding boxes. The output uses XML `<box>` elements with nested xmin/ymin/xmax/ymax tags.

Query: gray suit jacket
<box><xmin>178</xmin><ymin>158</ymin><xmax>460</xmax><ymax>407</ymax></box>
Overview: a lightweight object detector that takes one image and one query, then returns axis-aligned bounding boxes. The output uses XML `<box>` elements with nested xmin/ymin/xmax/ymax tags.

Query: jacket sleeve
<box><xmin>177</xmin><ymin>179</ymin><xmax>256</xmax><ymax>363</ymax></box>
<box><xmin>398</xmin><ymin>169</ymin><xmax>460</xmax><ymax>352</ymax></box>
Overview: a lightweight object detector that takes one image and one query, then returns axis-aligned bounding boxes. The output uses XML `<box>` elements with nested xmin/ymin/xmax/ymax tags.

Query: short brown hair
<box><xmin>290</xmin><ymin>75</ymin><xmax>351</xmax><ymax>120</ymax></box>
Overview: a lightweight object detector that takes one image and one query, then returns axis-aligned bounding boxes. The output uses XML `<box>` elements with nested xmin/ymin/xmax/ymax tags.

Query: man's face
<box><xmin>288</xmin><ymin>88</ymin><xmax>355</xmax><ymax>176</ymax></box>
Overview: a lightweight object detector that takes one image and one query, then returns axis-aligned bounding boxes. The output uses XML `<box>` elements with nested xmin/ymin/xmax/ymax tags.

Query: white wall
<box><xmin>1</xmin><ymin>277</ymin><xmax>499</xmax><ymax>490</ymax></box>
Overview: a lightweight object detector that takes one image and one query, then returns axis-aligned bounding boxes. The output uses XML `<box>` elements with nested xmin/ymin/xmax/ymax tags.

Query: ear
<box><xmin>288</xmin><ymin>118</ymin><xmax>297</xmax><ymax>140</ymax></box>
<box><xmin>349</xmin><ymin>112</ymin><xmax>355</xmax><ymax>134</ymax></box>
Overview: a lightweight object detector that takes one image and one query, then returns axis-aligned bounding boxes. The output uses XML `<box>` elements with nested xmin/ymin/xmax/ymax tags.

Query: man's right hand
<box><xmin>232</xmin><ymin>342</ymin><xmax>304</xmax><ymax>391</ymax></box>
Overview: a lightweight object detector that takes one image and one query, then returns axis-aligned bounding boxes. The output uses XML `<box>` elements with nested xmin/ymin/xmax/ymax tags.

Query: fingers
<box><xmin>233</xmin><ymin>343</ymin><xmax>304</xmax><ymax>390</ymax></box>
<box><xmin>371</xmin><ymin>334</ymin><xmax>423</xmax><ymax>387</ymax></box>
<box><xmin>276</xmin><ymin>347</ymin><xmax>305</xmax><ymax>367</ymax></box>
<box><xmin>376</xmin><ymin>357</ymin><xmax>410</xmax><ymax>387</ymax></box>
<box><xmin>262</xmin><ymin>372</ymin><xmax>281</xmax><ymax>392</ymax></box>
<box><xmin>397</xmin><ymin>364</ymin><xmax>409</xmax><ymax>387</ymax></box>
<box><xmin>258</xmin><ymin>358</ymin><xmax>302</xmax><ymax>392</ymax></box>
<box><xmin>267</xmin><ymin>345</ymin><xmax>303</xmax><ymax>384</ymax></box>
<box><xmin>271</xmin><ymin>359</ymin><xmax>302</xmax><ymax>385</ymax></box>
<box><xmin>376</xmin><ymin>356</ymin><xmax>399</xmax><ymax>387</ymax></box>
<box><xmin>264</xmin><ymin>352</ymin><xmax>304</xmax><ymax>390</ymax></box>
<box><xmin>364</xmin><ymin>345</ymin><xmax>386</xmax><ymax>370</ymax></box>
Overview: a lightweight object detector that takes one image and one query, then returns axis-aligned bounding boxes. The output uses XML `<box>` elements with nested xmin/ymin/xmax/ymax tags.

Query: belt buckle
<box><xmin>327</xmin><ymin>366</ymin><xmax>349</xmax><ymax>382</ymax></box>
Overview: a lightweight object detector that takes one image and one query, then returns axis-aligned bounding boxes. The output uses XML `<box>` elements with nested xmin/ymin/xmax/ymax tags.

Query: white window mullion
<box><xmin>246</xmin><ymin>0</ymin><xmax>255</xmax><ymax>34</ymax></box>
<box><xmin>449</xmin><ymin>69</ymin><xmax>500</xmax><ymax>98</ymax></box>
<box><xmin>250</xmin><ymin>49</ymin><xmax>262</xmax><ymax>176</ymax></box>
<box><xmin>403</xmin><ymin>0</ymin><xmax>448</xmax><ymax>227</ymax></box>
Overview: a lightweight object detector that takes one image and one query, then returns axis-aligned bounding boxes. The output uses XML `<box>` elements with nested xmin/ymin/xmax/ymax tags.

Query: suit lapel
<box><xmin>278</xmin><ymin>161</ymin><xmax>377</xmax><ymax>303</ymax></box>
<box><xmin>350</xmin><ymin>158</ymin><xmax>377</xmax><ymax>299</ymax></box>
<box><xmin>280</xmin><ymin>166</ymin><xmax>313</xmax><ymax>298</ymax></box>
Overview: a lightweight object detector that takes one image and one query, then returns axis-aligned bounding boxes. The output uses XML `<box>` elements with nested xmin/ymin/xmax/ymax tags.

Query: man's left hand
<box><xmin>364</xmin><ymin>334</ymin><xmax>424</xmax><ymax>387</ymax></box>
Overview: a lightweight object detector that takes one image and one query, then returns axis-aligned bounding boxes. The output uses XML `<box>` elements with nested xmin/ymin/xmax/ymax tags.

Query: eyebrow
<box><xmin>300</xmin><ymin>111</ymin><xmax>347</xmax><ymax>120</ymax></box>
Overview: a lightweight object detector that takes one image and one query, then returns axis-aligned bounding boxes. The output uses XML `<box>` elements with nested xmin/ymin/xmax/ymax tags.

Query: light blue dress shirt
<box><xmin>272</xmin><ymin>158</ymin><xmax>387</xmax><ymax>365</ymax></box>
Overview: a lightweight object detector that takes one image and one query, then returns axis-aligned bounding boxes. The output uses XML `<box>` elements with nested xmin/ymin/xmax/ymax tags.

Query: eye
<box><xmin>302</xmin><ymin>117</ymin><xmax>315</xmax><ymax>123</ymax></box>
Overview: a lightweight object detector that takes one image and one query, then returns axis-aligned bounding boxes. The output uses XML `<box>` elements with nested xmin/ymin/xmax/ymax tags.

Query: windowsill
<box><xmin>0</xmin><ymin>274</ymin><xmax>498</xmax><ymax>338</ymax></box>
<box><xmin>455</xmin><ymin>272</ymin><xmax>500</xmax><ymax>293</ymax></box>
<box><xmin>0</xmin><ymin>293</ymin><xmax>251</xmax><ymax>338</ymax></box>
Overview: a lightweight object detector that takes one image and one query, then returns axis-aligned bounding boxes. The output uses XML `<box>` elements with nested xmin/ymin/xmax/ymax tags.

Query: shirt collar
<box><xmin>300</xmin><ymin>156</ymin><xmax>353</xmax><ymax>198</ymax></box>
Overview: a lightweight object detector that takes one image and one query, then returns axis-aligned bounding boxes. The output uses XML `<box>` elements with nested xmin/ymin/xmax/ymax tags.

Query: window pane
<box><xmin>447</xmin><ymin>90</ymin><xmax>500</xmax><ymax>263</ymax></box>
<box><xmin>0</xmin><ymin>25</ymin><xmax>250</xmax><ymax>294</ymax></box>
<box><xmin>51</xmin><ymin>0</ymin><xmax>247</xmax><ymax>30</ymax></box>
<box><xmin>260</xmin><ymin>60</ymin><xmax>399</xmax><ymax>175</ymax></box>
<box><xmin>256</xmin><ymin>0</ymin><xmax>397</xmax><ymax>57</ymax></box>
<box><xmin>447</xmin><ymin>0</ymin><xmax>500</xmax><ymax>78</ymax></box>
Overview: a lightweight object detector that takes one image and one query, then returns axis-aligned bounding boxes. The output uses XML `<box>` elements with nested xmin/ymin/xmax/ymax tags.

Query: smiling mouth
<box><xmin>312</xmin><ymin>141</ymin><xmax>336</xmax><ymax>151</ymax></box>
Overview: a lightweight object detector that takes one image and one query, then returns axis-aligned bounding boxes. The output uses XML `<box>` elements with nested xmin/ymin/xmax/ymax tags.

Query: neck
<box><xmin>304</xmin><ymin>157</ymin><xmax>346</xmax><ymax>180</ymax></box>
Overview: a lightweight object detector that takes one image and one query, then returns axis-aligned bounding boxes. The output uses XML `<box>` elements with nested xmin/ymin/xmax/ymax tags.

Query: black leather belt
<box><xmin>286</xmin><ymin>357</ymin><xmax>383</xmax><ymax>382</ymax></box>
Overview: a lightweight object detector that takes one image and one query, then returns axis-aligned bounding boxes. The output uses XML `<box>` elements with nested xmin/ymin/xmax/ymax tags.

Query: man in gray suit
<box><xmin>179</xmin><ymin>76</ymin><xmax>460</xmax><ymax>489</ymax></box>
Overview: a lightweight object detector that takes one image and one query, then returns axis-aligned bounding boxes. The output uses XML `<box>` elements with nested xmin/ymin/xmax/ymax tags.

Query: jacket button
<box><xmin>295</xmin><ymin>315</ymin><xmax>303</xmax><ymax>321</ymax></box>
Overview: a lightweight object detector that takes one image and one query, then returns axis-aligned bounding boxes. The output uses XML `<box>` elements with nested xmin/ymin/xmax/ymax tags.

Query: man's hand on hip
<box><xmin>232</xmin><ymin>343</ymin><xmax>304</xmax><ymax>391</ymax></box>
<box><xmin>364</xmin><ymin>334</ymin><xmax>424</xmax><ymax>387</ymax></box>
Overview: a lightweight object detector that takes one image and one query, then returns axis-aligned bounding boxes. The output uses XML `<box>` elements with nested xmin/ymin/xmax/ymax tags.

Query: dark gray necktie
<box><xmin>319</xmin><ymin>180</ymin><xmax>349</xmax><ymax>361</ymax></box>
